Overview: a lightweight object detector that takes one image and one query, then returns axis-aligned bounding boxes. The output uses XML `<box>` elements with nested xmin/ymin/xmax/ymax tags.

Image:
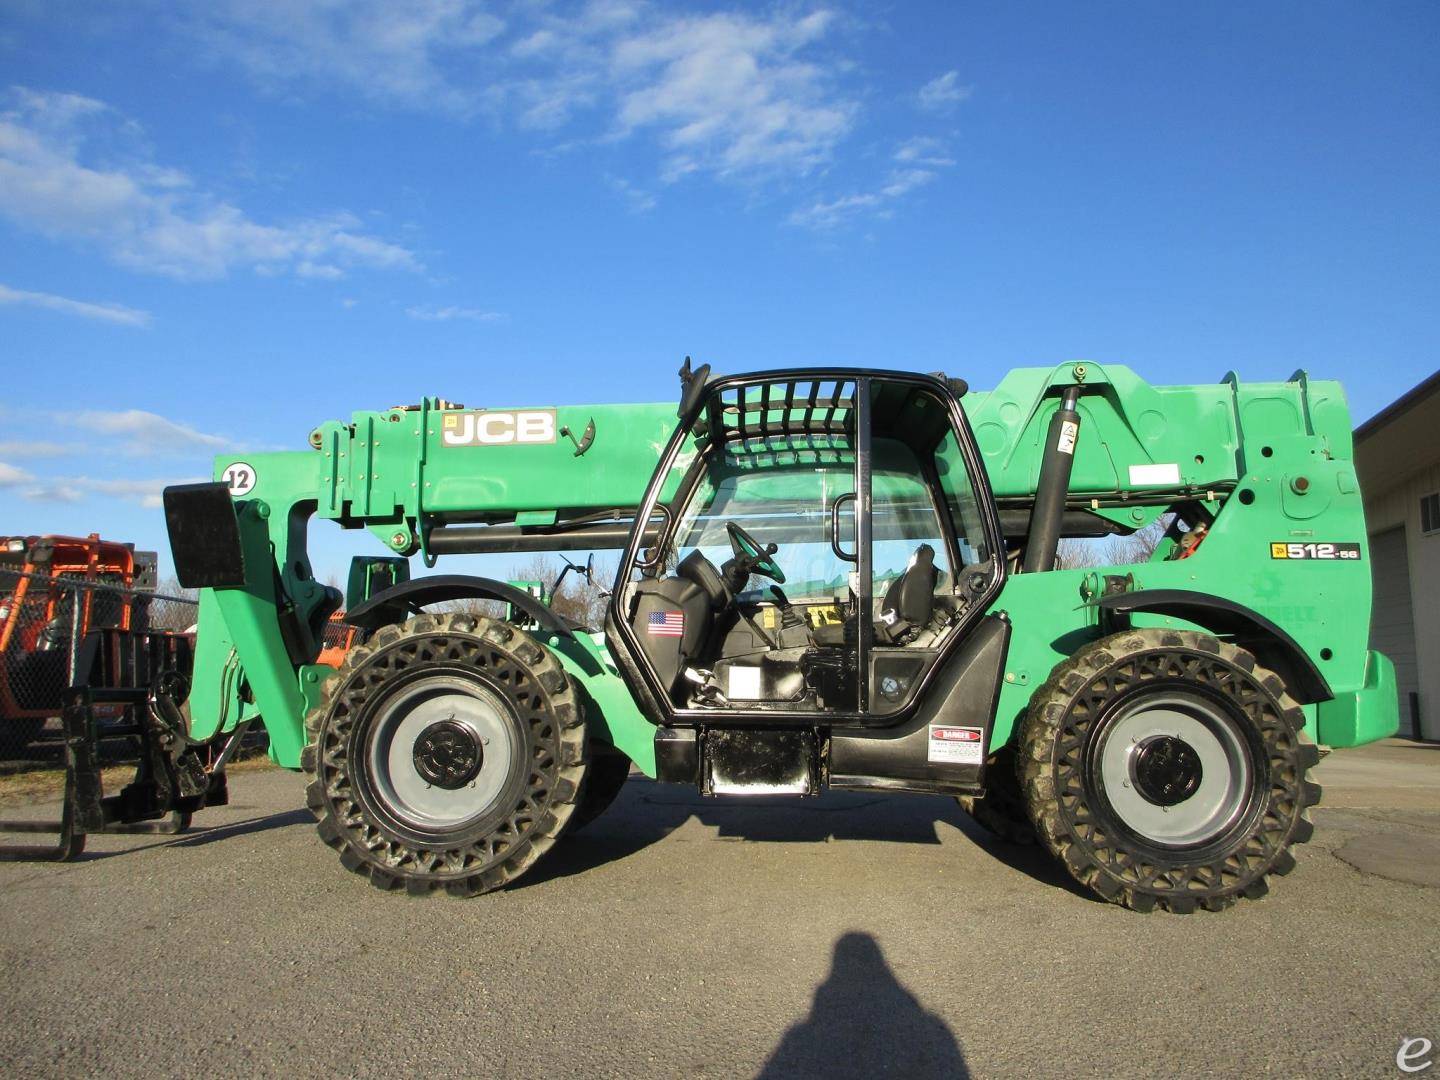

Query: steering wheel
<box><xmin>725</xmin><ymin>521</ymin><xmax>786</xmax><ymax>583</ymax></box>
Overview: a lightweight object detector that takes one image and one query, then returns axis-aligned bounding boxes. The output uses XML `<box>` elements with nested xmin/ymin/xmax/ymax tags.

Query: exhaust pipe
<box><xmin>1021</xmin><ymin>384</ymin><xmax>1083</xmax><ymax>574</ymax></box>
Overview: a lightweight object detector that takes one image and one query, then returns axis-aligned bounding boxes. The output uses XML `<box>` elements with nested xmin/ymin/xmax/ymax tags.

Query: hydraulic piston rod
<box><xmin>1021</xmin><ymin>384</ymin><xmax>1083</xmax><ymax>574</ymax></box>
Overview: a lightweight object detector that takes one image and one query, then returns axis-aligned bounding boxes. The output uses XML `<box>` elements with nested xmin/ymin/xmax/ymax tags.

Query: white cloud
<box><xmin>404</xmin><ymin>304</ymin><xmax>506</xmax><ymax>322</ymax></box>
<box><xmin>0</xmin><ymin>88</ymin><xmax>420</xmax><ymax>281</ymax></box>
<box><xmin>606</xmin><ymin>173</ymin><xmax>657</xmax><ymax>213</ymax></box>
<box><xmin>181</xmin><ymin>0</ymin><xmax>506</xmax><ymax>114</ymax></box>
<box><xmin>19</xmin><ymin>481</ymin><xmax>83</xmax><ymax>504</ymax></box>
<box><xmin>893</xmin><ymin>136</ymin><xmax>954</xmax><ymax>168</ymax></box>
<box><xmin>0</xmin><ymin>462</ymin><xmax>34</xmax><ymax>487</ymax></box>
<box><xmin>9</xmin><ymin>87</ymin><xmax>110</xmax><ymax>128</ymax></box>
<box><xmin>20</xmin><ymin>475</ymin><xmax>204</xmax><ymax>509</ymax></box>
<box><xmin>788</xmin><ymin>129</ymin><xmax>960</xmax><ymax>231</ymax></box>
<box><xmin>609</xmin><ymin>10</ymin><xmax>854</xmax><ymax>180</ymax></box>
<box><xmin>72</xmin><ymin>409</ymin><xmax>229</xmax><ymax>455</ymax></box>
<box><xmin>788</xmin><ymin>190</ymin><xmax>882</xmax><ymax>230</ymax></box>
<box><xmin>917</xmin><ymin>70</ymin><xmax>971</xmax><ymax>112</ymax></box>
<box><xmin>296</xmin><ymin>260</ymin><xmax>345</xmax><ymax>280</ymax></box>
<box><xmin>83</xmin><ymin>476</ymin><xmax>204</xmax><ymax>509</ymax></box>
<box><xmin>788</xmin><ymin>165</ymin><xmax>942</xmax><ymax>231</ymax></box>
<box><xmin>162</xmin><ymin>2</ymin><xmax>856</xmax><ymax>184</ymax></box>
<box><xmin>879</xmin><ymin>168</ymin><xmax>936</xmax><ymax>199</ymax></box>
<box><xmin>0</xmin><ymin>440</ymin><xmax>77</xmax><ymax>459</ymax></box>
<box><xmin>0</xmin><ymin>282</ymin><xmax>152</xmax><ymax>327</ymax></box>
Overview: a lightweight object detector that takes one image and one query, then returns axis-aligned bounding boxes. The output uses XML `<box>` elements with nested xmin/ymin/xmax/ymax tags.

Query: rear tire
<box><xmin>1019</xmin><ymin>628</ymin><xmax>1320</xmax><ymax>913</ymax></box>
<box><xmin>301</xmin><ymin>612</ymin><xmax>588</xmax><ymax>896</ymax></box>
<box><xmin>957</xmin><ymin>747</ymin><xmax>1035</xmax><ymax>845</ymax></box>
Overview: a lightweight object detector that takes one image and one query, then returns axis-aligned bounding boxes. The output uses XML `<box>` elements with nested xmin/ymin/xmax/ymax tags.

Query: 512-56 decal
<box><xmin>1270</xmin><ymin>542</ymin><xmax>1362</xmax><ymax>561</ymax></box>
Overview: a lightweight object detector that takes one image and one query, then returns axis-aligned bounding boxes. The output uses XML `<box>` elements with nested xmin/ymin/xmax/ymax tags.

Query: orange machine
<box><xmin>0</xmin><ymin>534</ymin><xmax>157</xmax><ymax>748</ymax></box>
<box><xmin>316</xmin><ymin>610</ymin><xmax>358</xmax><ymax>669</ymax></box>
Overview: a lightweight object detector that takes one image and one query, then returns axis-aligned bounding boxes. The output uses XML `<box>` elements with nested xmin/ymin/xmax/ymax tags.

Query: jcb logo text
<box><xmin>442</xmin><ymin>410</ymin><xmax>557</xmax><ymax>447</ymax></box>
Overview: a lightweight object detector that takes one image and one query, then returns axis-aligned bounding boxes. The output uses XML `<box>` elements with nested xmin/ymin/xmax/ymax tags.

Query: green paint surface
<box><xmin>183</xmin><ymin>366</ymin><xmax>1395</xmax><ymax>770</ymax></box>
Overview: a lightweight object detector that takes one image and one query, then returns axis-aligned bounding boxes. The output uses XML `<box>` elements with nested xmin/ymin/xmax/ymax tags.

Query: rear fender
<box><xmin>1093</xmin><ymin>588</ymin><xmax>1332</xmax><ymax>705</ymax></box>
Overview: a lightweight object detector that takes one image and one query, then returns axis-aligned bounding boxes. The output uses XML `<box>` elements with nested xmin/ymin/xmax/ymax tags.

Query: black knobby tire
<box><xmin>957</xmin><ymin>747</ymin><xmax>1036</xmax><ymax>846</ymax></box>
<box><xmin>1018</xmin><ymin>628</ymin><xmax>1321</xmax><ymax>913</ymax></box>
<box><xmin>567</xmin><ymin>746</ymin><xmax>632</xmax><ymax>834</ymax></box>
<box><xmin>300</xmin><ymin>612</ymin><xmax>588</xmax><ymax>896</ymax></box>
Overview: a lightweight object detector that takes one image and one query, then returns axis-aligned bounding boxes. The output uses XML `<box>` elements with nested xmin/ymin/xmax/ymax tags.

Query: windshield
<box><xmin>669</xmin><ymin>439</ymin><xmax>959</xmax><ymax>603</ymax></box>
<box><xmin>675</xmin><ymin>451</ymin><xmax>853</xmax><ymax>602</ymax></box>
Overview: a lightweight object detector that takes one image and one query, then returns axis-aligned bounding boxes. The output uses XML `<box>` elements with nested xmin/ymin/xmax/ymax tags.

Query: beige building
<box><xmin>1355</xmin><ymin>370</ymin><xmax>1440</xmax><ymax>740</ymax></box>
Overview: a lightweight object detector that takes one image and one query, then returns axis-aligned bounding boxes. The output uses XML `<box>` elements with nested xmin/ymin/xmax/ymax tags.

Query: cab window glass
<box><xmin>871</xmin><ymin>440</ymin><xmax>951</xmax><ymax>594</ymax></box>
<box><xmin>673</xmin><ymin>452</ymin><xmax>854</xmax><ymax>602</ymax></box>
<box><xmin>933</xmin><ymin>430</ymin><xmax>989</xmax><ymax>565</ymax></box>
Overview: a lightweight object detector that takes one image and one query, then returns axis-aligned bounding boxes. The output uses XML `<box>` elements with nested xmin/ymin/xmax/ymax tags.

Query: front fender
<box><xmin>345</xmin><ymin>575</ymin><xmax>576</xmax><ymax>641</ymax></box>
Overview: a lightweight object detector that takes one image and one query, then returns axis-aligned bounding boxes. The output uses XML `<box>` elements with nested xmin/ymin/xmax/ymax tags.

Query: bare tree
<box><xmin>1055</xmin><ymin>516</ymin><xmax>1171</xmax><ymax>571</ymax></box>
<box><xmin>506</xmin><ymin>553</ymin><xmax>613</xmax><ymax>630</ymax></box>
<box><xmin>435</xmin><ymin>595</ymin><xmax>507</xmax><ymax>618</ymax></box>
<box><xmin>154</xmin><ymin>575</ymin><xmax>199</xmax><ymax>602</ymax></box>
<box><xmin>141</xmin><ymin>576</ymin><xmax>201</xmax><ymax>631</ymax></box>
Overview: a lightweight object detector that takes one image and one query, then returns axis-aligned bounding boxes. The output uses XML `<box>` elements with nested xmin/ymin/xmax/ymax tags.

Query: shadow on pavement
<box><xmin>521</xmin><ymin>776</ymin><xmax>1098</xmax><ymax>902</ymax></box>
<box><xmin>60</xmin><ymin>807</ymin><xmax>314</xmax><ymax>862</ymax></box>
<box><xmin>757</xmin><ymin>932</ymin><xmax>968</xmax><ymax>1079</ymax></box>
<box><xmin>167</xmin><ymin>808</ymin><xmax>313</xmax><ymax>848</ymax></box>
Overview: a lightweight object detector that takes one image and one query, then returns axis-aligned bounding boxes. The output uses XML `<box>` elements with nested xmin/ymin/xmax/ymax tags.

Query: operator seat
<box><xmin>811</xmin><ymin>544</ymin><xmax>939</xmax><ymax>648</ymax></box>
<box><xmin>629</xmin><ymin>550</ymin><xmax>733</xmax><ymax>698</ymax></box>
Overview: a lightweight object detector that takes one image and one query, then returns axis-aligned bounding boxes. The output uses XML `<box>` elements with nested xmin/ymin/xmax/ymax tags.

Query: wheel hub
<box><xmin>1096</xmin><ymin>694</ymin><xmax>1253</xmax><ymax>848</ymax></box>
<box><xmin>412</xmin><ymin>719</ymin><xmax>483</xmax><ymax>789</ymax></box>
<box><xmin>364</xmin><ymin>678</ymin><xmax>518</xmax><ymax>833</ymax></box>
<box><xmin>1131</xmin><ymin>735</ymin><xmax>1203</xmax><ymax>806</ymax></box>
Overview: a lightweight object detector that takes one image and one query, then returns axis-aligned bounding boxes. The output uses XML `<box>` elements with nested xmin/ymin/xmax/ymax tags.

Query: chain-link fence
<box><xmin>0</xmin><ymin>567</ymin><xmax>198</xmax><ymax>764</ymax></box>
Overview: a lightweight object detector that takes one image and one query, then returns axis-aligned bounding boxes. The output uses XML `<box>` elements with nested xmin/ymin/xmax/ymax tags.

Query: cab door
<box><xmin>857</xmin><ymin>377</ymin><xmax>1006</xmax><ymax>718</ymax></box>
<box><xmin>604</xmin><ymin>370</ymin><xmax>1004</xmax><ymax>729</ymax></box>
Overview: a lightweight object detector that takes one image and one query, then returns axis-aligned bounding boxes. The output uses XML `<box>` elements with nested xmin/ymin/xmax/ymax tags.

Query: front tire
<box><xmin>1019</xmin><ymin>629</ymin><xmax>1320</xmax><ymax>913</ymax></box>
<box><xmin>301</xmin><ymin>613</ymin><xmax>588</xmax><ymax>896</ymax></box>
<box><xmin>568</xmin><ymin>746</ymin><xmax>632</xmax><ymax>833</ymax></box>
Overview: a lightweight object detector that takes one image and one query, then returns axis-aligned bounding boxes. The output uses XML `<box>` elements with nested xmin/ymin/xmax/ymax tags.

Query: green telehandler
<box><xmin>33</xmin><ymin>361</ymin><xmax>1401</xmax><ymax>910</ymax></box>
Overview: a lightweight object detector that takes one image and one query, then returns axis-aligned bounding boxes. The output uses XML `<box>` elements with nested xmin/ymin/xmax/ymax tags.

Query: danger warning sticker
<box><xmin>928</xmin><ymin>725</ymin><xmax>984</xmax><ymax>765</ymax></box>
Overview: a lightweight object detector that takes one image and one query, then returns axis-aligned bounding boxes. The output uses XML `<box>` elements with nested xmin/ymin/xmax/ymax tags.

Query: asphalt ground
<box><xmin>0</xmin><ymin>739</ymin><xmax>1436</xmax><ymax>1079</ymax></box>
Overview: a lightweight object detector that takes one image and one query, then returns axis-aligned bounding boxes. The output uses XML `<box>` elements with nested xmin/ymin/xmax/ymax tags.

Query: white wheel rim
<box><xmin>1097</xmin><ymin>693</ymin><xmax>1252</xmax><ymax>848</ymax></box>
<box><xmin>366</xmin><ymin>675</ymin><xmax>517</xmax><ymax>832</ymax></box>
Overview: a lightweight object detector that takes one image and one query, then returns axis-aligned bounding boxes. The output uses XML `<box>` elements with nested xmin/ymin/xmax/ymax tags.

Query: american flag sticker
<box><xmin>647</xmin><ymin>610</ymin><xmax>685</xmax><ymax>637</ymax></box>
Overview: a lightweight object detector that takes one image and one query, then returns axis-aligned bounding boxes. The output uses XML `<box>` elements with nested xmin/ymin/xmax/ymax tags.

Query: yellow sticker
<box><xmin>1270</xmin><ymin>543</ymin><xmax>1288</xmax><ymax>559</ymax></box>
<box><xmin>760</xmin><ymin>607</ymin><xmax>779</xmax><ymax>630</ymax></box>
<box><xmin>806</xmin><ymin>605</ymin><xmax>840</xmax><ymax>628</ymax></box>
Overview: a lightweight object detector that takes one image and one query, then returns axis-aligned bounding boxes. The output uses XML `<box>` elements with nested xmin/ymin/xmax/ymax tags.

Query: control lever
<box><xmin>769</xmin><ymin>585</ymin><xmax>806</xmax><ymax>630</ymax></box>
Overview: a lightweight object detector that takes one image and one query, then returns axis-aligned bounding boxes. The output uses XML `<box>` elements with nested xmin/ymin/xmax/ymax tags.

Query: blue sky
<box><xmin>1</xmin><ymin>1</ymin><xmax>1436</xmax><ymax>583</ymax></box>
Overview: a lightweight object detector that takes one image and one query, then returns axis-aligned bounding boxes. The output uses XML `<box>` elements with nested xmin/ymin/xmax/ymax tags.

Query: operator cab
<box><xmin>608</xmin><ymin>369</ymin><xmax>1004</xmax><ymax>726</ymax></box>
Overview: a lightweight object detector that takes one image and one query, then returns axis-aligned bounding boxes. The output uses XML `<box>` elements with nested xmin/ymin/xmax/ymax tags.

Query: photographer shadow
<box><xmin>758</xmin><ymin>931</ymin><xmax>969</xmax><ymax>1079</ymax></box>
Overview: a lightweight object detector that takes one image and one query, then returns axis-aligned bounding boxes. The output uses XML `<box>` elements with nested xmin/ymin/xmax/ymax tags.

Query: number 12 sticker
<box><xmin>222</xmin><ymin>461</ymin><xmax>257</xmax><ymax>497</ymax></box>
